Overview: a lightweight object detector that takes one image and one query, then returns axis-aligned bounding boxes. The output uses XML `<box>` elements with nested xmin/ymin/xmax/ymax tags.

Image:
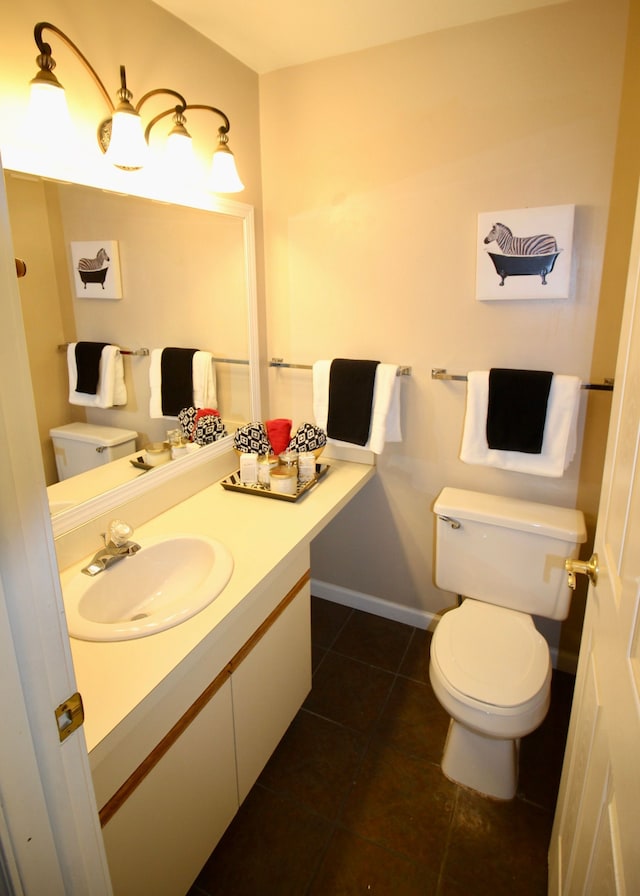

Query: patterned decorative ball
<box><xmin>288</xmin><ymin>423</ymin><xmax>327</xmax><ymax>453</ymax></box>
<box><xmin>195</xmin><ymin>414</ymin><xmax>227</xmax><ymax>445</ymax></box>
<box><xmin>234</xmin><ymin>422</ymin><xmax>272</xmax><ymax>454</ymax></box>
<box><xmin>178</xmin><ymin>406</ymin><xmax>199</xmax><ymax>440</ymax></box>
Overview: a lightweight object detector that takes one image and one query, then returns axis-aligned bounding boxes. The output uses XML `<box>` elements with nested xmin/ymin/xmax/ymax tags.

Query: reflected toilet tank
<box><xmin>50</xmin><ymin>422</ymin><xmax>137</xmax><ymax>481</ymax></box>
<box><xmin>434</xmin><ymin>487</ymin><xmax>587</xmax><ymax>620</ymax></box>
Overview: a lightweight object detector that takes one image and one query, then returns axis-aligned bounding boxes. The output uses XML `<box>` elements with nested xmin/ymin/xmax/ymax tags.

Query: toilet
<box><xmin>429</xmin><ymin>487</ymin><xmax>586</xmax><ymax>799</ymax></box>
<box><xmin>49</xmin><ymin>422</ymin><xmax>138</xmax><ymax>481</ymax></box>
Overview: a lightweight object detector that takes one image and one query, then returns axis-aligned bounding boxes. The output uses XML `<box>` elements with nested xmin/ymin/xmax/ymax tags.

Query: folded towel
<box><xmin>314</xmin><ymin>360</ymin><xmax>403</xmax><ymax>454</ymax></box>
<box><xmin>75</xmin><ymin>341</ymin><xmax>108</xmax><ymax>394</ymax></box>
<box><xmin>149</xmin><ymin>349</ymin><xmax>218</xmax><ymax>419</ymax></box>
<box><xmin>192</xmin><ymin>351</ymin><xmax>218</xmax><ymax>410</ymax></box>
<box><xmin>266</xmin><ymin>418</ymin><xmax>293</xmax><ymax>455</ymax></box>
<box><xmin>326</xmin><ymin>359</ymin><xmax>380</xmax><ymax>445</ymax></box>
<box><xmin>487</xmin><ymin>368</ymin><xmax>553</xmax><ymax>453</ymax></box>
<box><xmin>67</xmin><ymin>343</ymin><xmax>127</xmax><ymax>408</ymax></box>
<box><xmin>160</xmin><ymin>347</ymin><xmax>197</xmax><ymax>416</ymax></box>
<box><xmin>460</xmin><ymin>371</ymin><xmax>582</xmax><ymax>476</ymax></box>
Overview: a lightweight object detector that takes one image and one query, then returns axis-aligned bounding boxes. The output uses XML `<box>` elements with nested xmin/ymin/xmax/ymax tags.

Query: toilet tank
<box><xmin>433</xmin><ymin>487</ymin><xmax>587</xmax><ymax>620</ymax></box>
<box><xmin>50</xmin><ymin>422</ymin><xmax>138</xmax><ymax>481</ymax></box>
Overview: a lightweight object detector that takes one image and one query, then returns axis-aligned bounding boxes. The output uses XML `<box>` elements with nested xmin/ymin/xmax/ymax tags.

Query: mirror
<box><xmin>6</xmin><ymin>170</ymin><xmax>260</xmax><ymax>531</ymax></box>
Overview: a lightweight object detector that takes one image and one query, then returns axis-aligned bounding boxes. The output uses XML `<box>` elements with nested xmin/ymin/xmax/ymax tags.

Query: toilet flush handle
<box><xmin>565</xmin><ymin>553</ymin><xmax>599</xmax><ymax>589</ymax></box>
<box><xmin>438</xmin><ymin>515</ymin><xmax>461</xmax><ymax>530</ymax></box>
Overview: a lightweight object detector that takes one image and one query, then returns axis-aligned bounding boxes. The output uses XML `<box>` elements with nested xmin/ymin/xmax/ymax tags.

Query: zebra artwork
<box><xmin>484</xmin><ymin>222</ymin><xmax>558</xmax><ymax>256</ymax></box>
<box><xmin>483</xmin><ymin>221</ymin><xmax>561</xmax><ymax>286</ymax></box>
<box><xmin>77</xmin><ymin>247</ymin><xmax>110</xmax><ymax>289</ymax></box>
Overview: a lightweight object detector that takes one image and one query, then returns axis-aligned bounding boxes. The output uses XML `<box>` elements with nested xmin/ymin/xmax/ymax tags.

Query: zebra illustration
<box><xmin>77</xmin><ymin>247</ymin><xmax>110</xmax><ymax>289</ymax></box>
<box><xmin>484</xmin><ymin>222</ymin><xmax>558</xmax><ymax>256</ymax></box>
<box><xmin>78</xmin><ymin>247</ymin><xmax>110</xmax><ymax>270</ymax></box>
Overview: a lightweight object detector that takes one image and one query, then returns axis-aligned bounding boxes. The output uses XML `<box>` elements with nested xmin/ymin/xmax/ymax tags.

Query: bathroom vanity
<box><xmin>56</xmin><ymin>453</ymin><xmax>374</xmax><ymax>895</ymax></box>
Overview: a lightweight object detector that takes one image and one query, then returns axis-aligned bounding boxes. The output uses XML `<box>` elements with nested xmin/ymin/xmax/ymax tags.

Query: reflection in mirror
<box><xmin>5</xmin><ymin>170</ymin><xmax>259</xmax><ymax>523</ymax></box>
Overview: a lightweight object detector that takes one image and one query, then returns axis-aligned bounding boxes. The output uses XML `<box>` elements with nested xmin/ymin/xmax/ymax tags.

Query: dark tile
<box><xmin>304</xmin><ymin>650</ymin><xmax>395</xmax><ymax>733</ymax></box>
<box><xmin>311</xmin><ymin>596</ymin><xmax>352</xmax><ymax>648</ymax></box>
<box><xmin>374</xmin><ymin>675</ymin><xmax>450</xmax><ymax>764</ymax></box>
<box><xmin>258</xmin><ymin>709</ymin><xmax>366</xmax><ymax>820</ymax></box>
<box><xmin>311</xmin><ymin>642</ymin><xmax>326</xmax><ymax>672</ymax></box>
<box><xmin>441</xmin><ymin>787</ymin><xmax>552</xmax><ymax>896</ymax></box>
<box><xmin>399</xmin><ymin>627</ymin><xmax>433</xmax><ymax>684</ymax></box>
<box><xmin>519</xmin><ymin>669</ymin><xmax>575</xmax><ymax>811</ymax></box>
<box><xmin>308</xmin><ymin>827</ymin><xmax>438</xmax><ymax>896</ymax></box>
<box><xmin>332</xmin><ymin>608</ymin><xmax>414</xmax><ymax>672</ymax></box>
<box><xmin>192</xmin><ymin>785</ymin><xmax>331</xmax><ymax>896</ymax></box>
<box><xmin>339</xmin><ymin>743</ymin><xmax>457</xmax><ymax>874</ymax></box>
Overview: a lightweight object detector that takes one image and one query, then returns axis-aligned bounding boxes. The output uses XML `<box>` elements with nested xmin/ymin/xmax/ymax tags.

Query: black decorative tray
<box><xmin>221</xmin><ymin>464</ymin><xmax>329</xmax><ymax>502</ymax></box>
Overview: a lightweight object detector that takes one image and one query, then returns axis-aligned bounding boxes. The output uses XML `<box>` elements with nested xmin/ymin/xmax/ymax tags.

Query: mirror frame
<box><xmin>6</xmin><ymin>166</ymin><xmax>261</xmax><ymax>537</ymax></box>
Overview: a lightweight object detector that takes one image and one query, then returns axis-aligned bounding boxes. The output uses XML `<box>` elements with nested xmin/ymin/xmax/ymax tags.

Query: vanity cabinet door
<box><xmin>232</xmin><ymin>575</ymin><xmax>311</xmax><ymax>803</ymax></box>
<box><xmin>101</xmin><ymin>678</ymin><xmax>237</xmax><ymax>896</ymax></box>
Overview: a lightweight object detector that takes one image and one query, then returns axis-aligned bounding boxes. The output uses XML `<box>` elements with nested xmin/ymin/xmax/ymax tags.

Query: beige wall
<box><xmin>259</xmin><ymin>0</ymin><xmax>629</xmax><ymax>662</ymax></box>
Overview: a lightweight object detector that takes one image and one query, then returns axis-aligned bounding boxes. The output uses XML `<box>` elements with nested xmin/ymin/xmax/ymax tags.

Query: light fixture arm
<box><xmin>145</xmin><ymin>102</ymin><xmax>231</xmax><ymax>143</ymax></box>
<box><xmin>33</xmin><ymin>21</ymin><xmax>114</xmax><ymax>112</ymax></box>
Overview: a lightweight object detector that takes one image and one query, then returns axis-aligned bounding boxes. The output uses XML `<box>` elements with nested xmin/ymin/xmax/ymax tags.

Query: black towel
<box><xmin>161</xmin><ymin>347</ymin><xmax>198</xmax><ymax>416</ymax></box>
<box><xmin>75</xmin><ymin>341</ymin><xmax>108</xmax><ymax>394</ymax></box>
<box><xmin>487</xmin><ymin>368</ymin><xmax>553</xmax><ymax>453</ymax></box>
<box><xmin>327</xmin><ymin>359</ymin><xmax>380</xmax><ymax>446</ymax></box>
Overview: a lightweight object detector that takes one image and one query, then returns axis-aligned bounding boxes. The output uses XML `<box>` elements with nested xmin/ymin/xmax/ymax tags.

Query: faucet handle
<box><xmin>107</xmin><ymin>519</ymin><xmax>134</xmax><ymax>547</ymax></box>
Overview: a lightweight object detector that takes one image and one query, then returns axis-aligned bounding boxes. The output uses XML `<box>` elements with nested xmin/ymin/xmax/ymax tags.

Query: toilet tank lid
<box><xmin>49</xmin><ymin>422</ymin><xmax>138</xmax><ymax>447</ymax></box>
<box><xmin>434</xmin><ymin>487</ymin><xmax>586</xmax><ymax>543</ymax></box>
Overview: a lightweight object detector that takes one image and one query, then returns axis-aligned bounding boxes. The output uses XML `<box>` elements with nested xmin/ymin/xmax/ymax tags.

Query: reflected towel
<box><xmin>313</xmin><ymin>360</ymin><xmax>402</xmax><ymax>455</ymax></box>
<box><xmin>67</xmin><ymin>343</ymin><xmax>127</xmax><ymax>408</ymax></box>
<box><xmin>460</xmin><ymin>370</ymin><xmax>582</xmax><ymax>477</ymax></box>
<box><xmin>74</xmin><ymin>341</ymin><xmax>107</xmax><ymax>394</ymax></box>
<box><xmin>149</xmin><ymin>349</ymin><xmax>217</xmax><ymax>418</ymax></box>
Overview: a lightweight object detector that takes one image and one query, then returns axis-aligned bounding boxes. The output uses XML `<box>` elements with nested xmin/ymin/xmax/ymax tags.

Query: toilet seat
<box><xmin>431</xmin><ymin>599</ymin><xmax>550</xmax><ymax>709</ymax></box>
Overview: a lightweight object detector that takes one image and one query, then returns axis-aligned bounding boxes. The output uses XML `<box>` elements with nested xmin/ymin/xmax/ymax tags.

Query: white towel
<box><xmin>313</xmin><ymin>360</ymin><xmax>403</xmax><ymax>455</ymax></box>
<box><xmin>67</xmin><ymin>343</ymin><xmax>127</xmax><ymax>408</ymax></box>
<box><xmin>460</xmin><ymin>370</ymin><xmax>582</xmax><ymax>477</ymax></box>
<box><xmin>149</xmin><ymin>349</ymin><xmax>217</xmax><ymax>419</ymax></box>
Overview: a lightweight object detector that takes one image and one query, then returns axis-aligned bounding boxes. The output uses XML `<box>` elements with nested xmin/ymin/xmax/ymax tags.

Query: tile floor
<box><xmin>189</xmin><ymin>597</ymin><xmax>574</xmax><ymax>895</ymax></box>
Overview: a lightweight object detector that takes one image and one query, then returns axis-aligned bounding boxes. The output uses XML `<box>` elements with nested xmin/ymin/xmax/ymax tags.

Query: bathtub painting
<box><xmin>476</xmin><ymin>205</ymin><xmax>574</xmax><ymax>301</ymax></box>
<box><xmin>486</xmin><ymin>250</ymin><xmax>561</xmax><ymax>286</ymax></box>
<box><xmin>70</xmin><ymin>239</ymin><xmax>122</xmax><ymax>299</ymax></box>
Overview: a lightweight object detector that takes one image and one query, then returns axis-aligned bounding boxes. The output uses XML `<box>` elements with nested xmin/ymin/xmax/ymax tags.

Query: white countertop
<box><xmin>60</xmin><ymin>458</ymin><xmax>375</xmax><ymax>759</ymax></box>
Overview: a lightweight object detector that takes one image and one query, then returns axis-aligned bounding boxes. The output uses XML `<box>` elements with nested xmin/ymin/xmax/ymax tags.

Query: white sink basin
<box><xmin>63</xmin><ymin>534</ymin><xmax>233</xmax><ymax>642</ymax></box>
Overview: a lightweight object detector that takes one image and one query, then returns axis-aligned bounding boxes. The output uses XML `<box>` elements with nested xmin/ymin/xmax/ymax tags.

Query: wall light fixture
<box><xmin>29</xmin><ymin>21</ymin><xmax>244</xmax><ymax>192</ymax></box>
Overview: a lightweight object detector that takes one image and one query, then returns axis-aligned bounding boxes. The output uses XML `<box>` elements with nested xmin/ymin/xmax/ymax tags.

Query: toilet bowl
<box><xmin>429</xmin><ymin>599</ymin><xmax>551</xmax><ymax>799</ymax></box>
<box><xmin>429</xmin><ymin>487</ymin><xmax>586</xmax><ymax>800</ymax></box>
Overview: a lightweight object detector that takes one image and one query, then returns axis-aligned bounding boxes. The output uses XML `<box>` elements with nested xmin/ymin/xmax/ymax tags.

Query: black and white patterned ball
<box><xmin>234</xmin><ymin>422</ymin><xmax>272</xmax><ymax>454</ymax></box>
<box><xmin>195</xmin><ymin>414</ymin><xmax>227</xmax><ymax>445</ymax></box>
<box><xmin>178</xmin><ymin>406</ymin><xmax>199</xmax><ymax>440</ymax></box>
<box><xmin>288</xmin><ymin>423</ymin><xmax>327</xmax><ymax>453</ymax></box>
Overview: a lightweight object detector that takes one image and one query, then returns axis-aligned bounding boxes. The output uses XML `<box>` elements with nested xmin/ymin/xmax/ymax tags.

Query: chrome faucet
<box><xmin>81</xmin><ymin>520</ymin><xmax>141</xmax><ymax>577</ymax></box>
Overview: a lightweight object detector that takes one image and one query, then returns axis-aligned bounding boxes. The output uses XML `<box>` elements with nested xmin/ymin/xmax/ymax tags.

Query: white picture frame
<box><xmin>70</xmin><ymin>240</ymin><xmax>122</xmax><ymax>299</ymax></box>
<box><xmin>476</xmin><ymin>204</ymin><xmax>575</xmax><ymax>301</ymax></box>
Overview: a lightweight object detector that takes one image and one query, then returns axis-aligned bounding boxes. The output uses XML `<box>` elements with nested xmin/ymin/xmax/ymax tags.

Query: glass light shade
<box><xmin>210</xmin><ymin>145</ymin><xmax>244</xmax><ymax>193</ymax></box>
<box><xmin>165</xmin><ymin>129</ymin><xmax>194</xmax><ymax>170</ymax></box>
<box><xmin>105</xmin><ymin>107</ymin><xmax>148</xmax><ymax>170</ymax></box>
<box><xmin>27</xmin><ymin>79</ymin><xmax>72</xmax><ymax>136</ymax></box>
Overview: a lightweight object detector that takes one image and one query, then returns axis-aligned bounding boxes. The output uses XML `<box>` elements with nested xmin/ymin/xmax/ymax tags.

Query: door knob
<box><xmin>565</xmin><ymin>553</ymin><xmax>598</xmax><ymax>589</ymax></box>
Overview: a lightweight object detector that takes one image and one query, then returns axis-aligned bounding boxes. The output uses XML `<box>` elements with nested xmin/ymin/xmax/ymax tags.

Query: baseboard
<box><xmin>310</xmin><ymin>579</ymin><xmax>437</xmax><ymax>631</ymax></box>
<box><xmin>310</xmin><ymin>579</ymin><xmax>578</xmax><ymax>672</ymax></box>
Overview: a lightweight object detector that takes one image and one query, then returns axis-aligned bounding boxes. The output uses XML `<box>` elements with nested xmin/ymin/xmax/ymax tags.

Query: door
<box><xmin>0</xmin><ymin>156</ymin><xmax>112</xmax><ymax>894</ymax></box>
<box><xmin>549</xmin><ymin>187</ymin><xmax>640</xmax><ymax>893</ymax></box>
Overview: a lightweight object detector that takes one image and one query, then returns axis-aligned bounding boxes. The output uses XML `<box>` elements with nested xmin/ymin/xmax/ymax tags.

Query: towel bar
<box><xmin>270</xmin><ymin>357</ymin><xmax>412</xmax><ymax>376</ymax></box>
<box><xmin>58</xmin><ymin>343</ymin><xmax>149</xmax><ymax>356</ymax></box>
<box><xmin>57</xmin><ymin>345</ymin><xmax>249</xmax><ymax>364</ymax></box>
<box><xmin>431</xmin><ymin>368</ymin><xmax>614</xmax><ymax>391</ymax></box>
